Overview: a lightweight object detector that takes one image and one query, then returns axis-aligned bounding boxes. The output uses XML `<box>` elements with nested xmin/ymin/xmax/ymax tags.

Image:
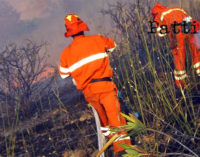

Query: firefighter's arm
<box><xmin>103</xmin><ymin>37</ymin><xmax>117</xmax><ymax>53</ymax></box>
<box><xmin>154</xmin><ymin>15</ymin><xmax>167</xmax><ymax>38</ymax></box>
<box><xmin>59</xmin><ymin>53</ymin><xmax>71</xmax><ymax>79</ymax></box>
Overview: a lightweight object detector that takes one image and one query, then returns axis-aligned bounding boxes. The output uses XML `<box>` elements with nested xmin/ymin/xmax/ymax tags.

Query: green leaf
<box><xmin>118</xmin><ymin>143</ymin><xmax>133</xmax><ymax>149</ymax></box>
<box><xmin>110</xmin><ymin>128</ymin><xmax>120</xmax><ymax>132</ymax></box>
<box><xmin>125</xmin><ymin>149</ymin><xmax>140</xmax><ymax>157</ymax></box>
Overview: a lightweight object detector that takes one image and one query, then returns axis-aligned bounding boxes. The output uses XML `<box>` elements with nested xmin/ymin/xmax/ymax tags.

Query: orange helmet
<box><xmin>152</xmin><ymin>3</ymin><xmax>167</xmax><ymax>19</ymax></box>
<box><xmin>64</xmin><ymin>14</ymin><xmax>89</xmax><ymax>37</ymax></box>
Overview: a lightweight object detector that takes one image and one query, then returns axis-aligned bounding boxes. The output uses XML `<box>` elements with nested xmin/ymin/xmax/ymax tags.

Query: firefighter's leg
<box><xmin>84</xmin><ymin>93</ymin><xmax>108</xmax><ymax>157</ymax></box>
<box><xmin>172</xmin><ymin>34</ymin><xmax>187</xmax><ymax>88</ymax></box>
<box><xmin>189</xmin><ymin>35</ymin><xmax>200</xmax><ymax>76</ymax></box>
<box><xmin>100</xmin><ymin>88</ymin><xmax>131</xmax><ymax>153</ymax></box>
<box><xmin>84</xmin><ymin>93</ymin><xmax>109</xmax><ymax>127</ymax></box>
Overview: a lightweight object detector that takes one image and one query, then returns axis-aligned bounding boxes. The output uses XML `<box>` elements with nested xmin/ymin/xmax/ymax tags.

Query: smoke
<box><xmin>0</xmin><ymin>0</ymin><xmax>116</xmax><ymax>64</ymax></box>
<box><xmin>5</xmin><ymin>0</ymin><xmax>60</xmax><ymax>21</ymax></box>
<box><xmin>1</xmin><ymin>0</ymin><xmax>199</xmax><ymax>65</ymax></box>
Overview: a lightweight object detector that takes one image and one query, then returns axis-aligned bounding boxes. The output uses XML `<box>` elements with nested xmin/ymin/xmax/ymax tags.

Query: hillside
<box><xmin>0</xmin><ymin>80</ymin><xmax>101</xmax><ymax>157</ymax></box>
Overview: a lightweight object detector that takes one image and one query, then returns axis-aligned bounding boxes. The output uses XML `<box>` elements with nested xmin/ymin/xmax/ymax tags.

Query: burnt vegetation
<box><xmin>0</xmin><ymin>40</ymin><xmax>99</xmax><ymax>156</ymax></box>
<box><xmin>0</xmin><ymin>41</ymin><xmax>55</xmax><ymax>119</ymax></box>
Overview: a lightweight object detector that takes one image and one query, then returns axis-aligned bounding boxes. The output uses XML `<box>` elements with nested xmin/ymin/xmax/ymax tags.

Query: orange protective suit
<box><xmin>152</xmin><ymin>3</ymin><xmax>200</xmax><ymax>88</ymax></box>
<box><xmin>59</xmin><ymin>14</ymin><xmax>131</xmax><ymax>152</ymax></box>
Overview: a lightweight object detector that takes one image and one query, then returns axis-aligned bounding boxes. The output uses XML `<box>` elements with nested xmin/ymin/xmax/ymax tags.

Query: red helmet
<box><xmin>152</xmin><ymin>3</ymin><xmax>167</xmax><ymax>19</ymax></box>
<box><xmin>64</xmin><ymin>14</ymin><xmax>89</xmax><ymax>37</ymax></box>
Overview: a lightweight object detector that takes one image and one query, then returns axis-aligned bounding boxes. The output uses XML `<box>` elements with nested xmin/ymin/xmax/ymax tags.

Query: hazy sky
<box><xmin>0</xmin><ymin>0</ymin><xmax>114</xmax><ymax>65</ymax></box>
<box><xmin>0</xmin><ymin>0</ymin><xmax>197</xmax><ymax>65</ymax></box>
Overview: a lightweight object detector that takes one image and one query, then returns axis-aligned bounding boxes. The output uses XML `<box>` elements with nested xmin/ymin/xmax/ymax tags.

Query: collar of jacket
<box><xmin>73</xmin><ymin>35</ymin><xmax>85</xmax><ymax>40</ymax></box>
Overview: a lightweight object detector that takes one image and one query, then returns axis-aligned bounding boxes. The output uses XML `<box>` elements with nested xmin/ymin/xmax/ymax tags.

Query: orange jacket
<box><xmin>153</xmin><ymin>6</ymin><xmax>190</xmax><ymax>37</ymax></box>
<box><xmin>152</xmin><ymin>3</ymin><xmax>200</xmax><ymax>37</ymax></box>
<box><xmin>59</xmin><ymin>35</ymin><xmax>116</xmax><ymax>90</ymax></box>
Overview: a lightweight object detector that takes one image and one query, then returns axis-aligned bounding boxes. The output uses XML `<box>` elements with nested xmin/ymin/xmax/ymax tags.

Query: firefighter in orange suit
<box><xmin>59</xmin><ymin>14</ymin><xmax>131</xmax><ymax>153</ymax></box>
<box><xmin>152</xmin><ymin>3</ymin><xmax>200</xmax><ymax>88</ymax></box>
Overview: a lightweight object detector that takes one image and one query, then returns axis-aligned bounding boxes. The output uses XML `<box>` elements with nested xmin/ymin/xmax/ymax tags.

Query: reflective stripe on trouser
<box><xmin>193</xmin><ymin>62</ymin><xmax>200</xmax><ymax>75</ymax></box>
<box><xmin>174</xmin><ymin>70</ymin><xmax>186</xmax><ymax>88</ymax></box>
<box><xmin>100</xmin><ymin>127</ymin><xmax>131</xmax><ymax>140</ymax></box>
<box><xmin>172</xmin><ymin>45</ymin><xmax>187</xmax><ymax>88</ymax></box>
<box><xmin>113</xmin><ymin>136</ymin><xmax>131</xmax><ymax>153</ymax></box>
<box><xmin>84</xmin><ymin>86</ymin><xmax>131</xmax><ymax>152</ymax></box>
<box><xmin>174</xmin><ymin>70</ymin><xmax>187</xmax><ymax>80</ymax></box>
<box><xmin>100</xmin><ymin>127</ymin><xmax>131</xmax><ymax>152</ymax></box>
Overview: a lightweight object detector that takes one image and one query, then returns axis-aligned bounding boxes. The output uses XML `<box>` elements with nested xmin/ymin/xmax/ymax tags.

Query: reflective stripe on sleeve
<box><xmin>158</xmin><ymin>33</ymin><xmax>167</xmax><ymax>37</ymax></box>
<box><xmin>59</xmin><ymin>66</ymin><xmax>70</xmax><ymax>79</ymax></box>
<box><xmin>157</xmin><ymin>27</ymin><xmax>167</xmax><ymax>37</ymax></box>
<box><xmin>193</xmin><ymin>62</ymin><xmax>200</xmax><ymax>68</ymax></box>
<box><xmin>107</xmin><ymin>47</ymin><xmax>115</xmax><ymax>52</ymax></box>
<box><xmin>72</xmin><ymin>78</ymin><xmax>77</xmax><ymax>86</ymax></box>
<box><xmin>60</xmin><ymin>74</ymin><xmax>70</xmax><ymax>79</ymax></box>
<box><xmin>107</xmin><ymin>42</ymin><xmax>117</xmax><ymax>52</ymax></box>
<box><xmin>60</xmin><ymin>66</ymin><xmax>70</xmax><ymax>73</ymax></box>
<box><xmin>157</xmin><ymin>27</ymin><xmax>162</xmax><ymax>32</ymax></box>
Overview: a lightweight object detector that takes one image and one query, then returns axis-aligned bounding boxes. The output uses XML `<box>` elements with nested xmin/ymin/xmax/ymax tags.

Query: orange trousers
<box><xmin>83</xmin><ymin>81</ymin><xmax>131</xmax><ymax>152</ymax></box>
<box><xmin>170</xmin><ymin>32</ymin><xmax>200</xmax><ymax>88</ymax></box>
